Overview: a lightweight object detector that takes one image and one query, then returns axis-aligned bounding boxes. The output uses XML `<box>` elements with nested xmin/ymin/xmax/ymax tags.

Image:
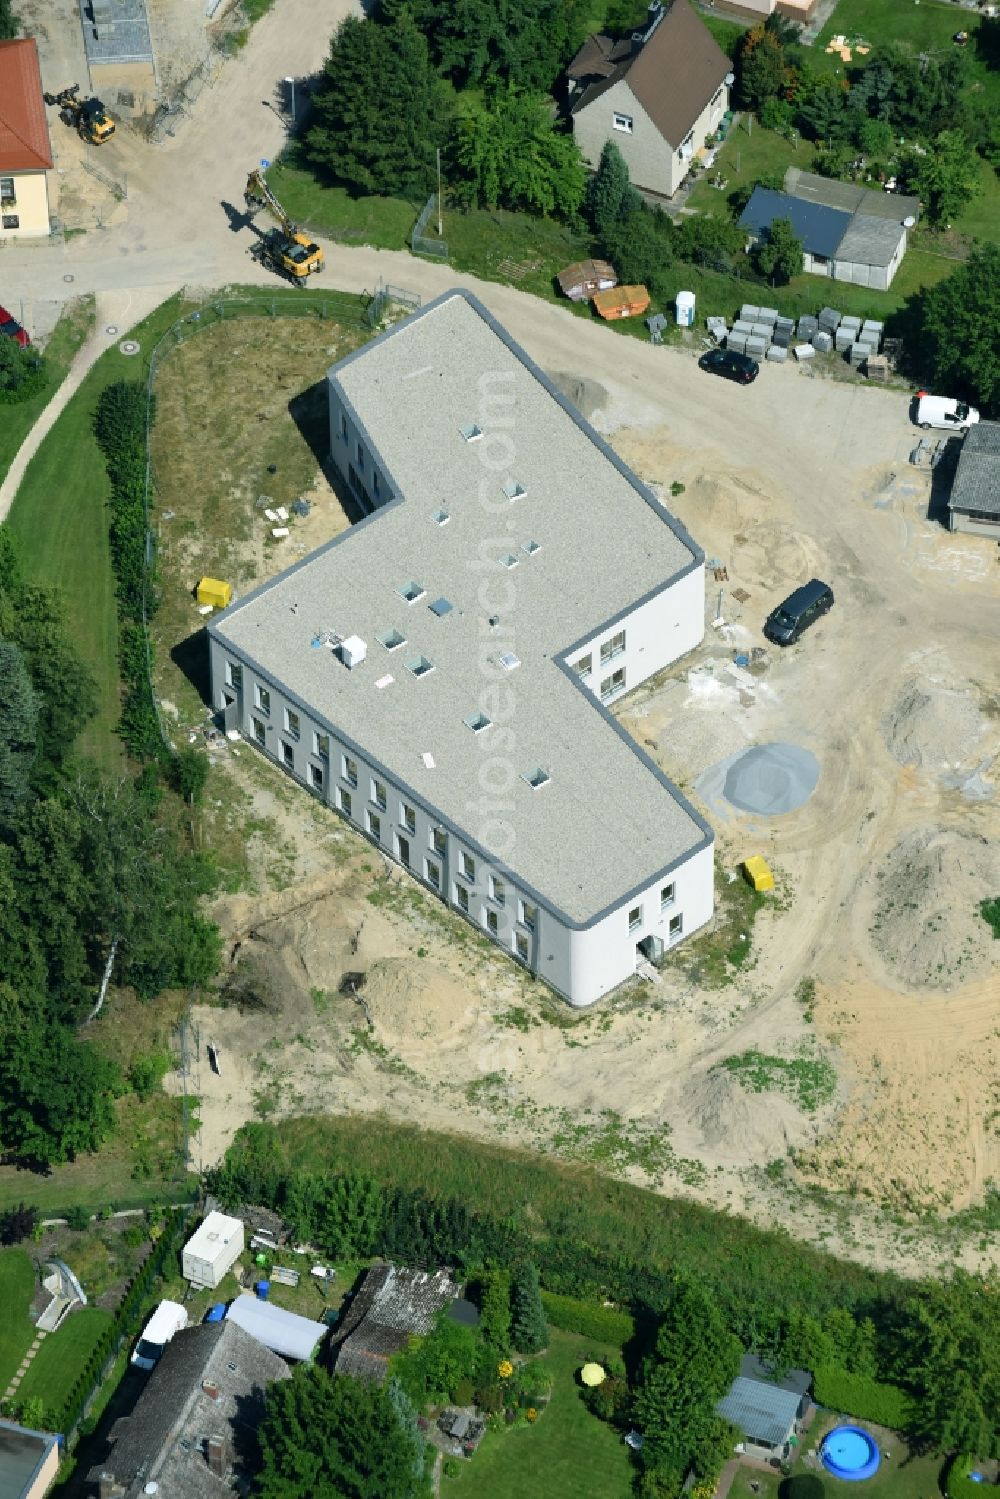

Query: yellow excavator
<box><xmin>43</xmin><ymin>85</ymin><xmax>116</xmax><ymax>145</ymax></box>
<box><xmin>244</xmin><ymin>170</ymin><xmax>324</xmax><ymax>284</ymax></box>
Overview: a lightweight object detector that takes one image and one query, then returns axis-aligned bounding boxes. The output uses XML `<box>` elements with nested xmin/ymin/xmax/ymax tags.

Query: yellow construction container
<box><xmin>742</xmin><ymin>856</ymin><xmax>775</xmax><ymax>893</ymax></box>
<box><xmin>196</xmin><ymin>578</ymin><xmax>233</xmax><ymax>610</ymax></box>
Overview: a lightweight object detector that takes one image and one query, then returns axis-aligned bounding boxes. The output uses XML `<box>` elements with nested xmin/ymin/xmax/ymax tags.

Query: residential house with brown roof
<box><xmin>0</xmin><ymin>38</ymin><xmax>54</xmax><ymax>238</ymax></box>
<box><xmin>566</xmin><ymin>0</ymin><xmax>732</xmax><ymax>201</ymax></box>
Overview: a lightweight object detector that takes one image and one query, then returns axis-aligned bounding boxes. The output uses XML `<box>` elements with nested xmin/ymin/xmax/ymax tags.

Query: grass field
<box><xmin>0</xmin><ymin>1249</ymin><xmax>37</xmax><ymax>1394</ymax></box>
<box><xmin>265</xmin><ymin>153</ymin><xmax>420</xmax><ymax>250</ymax></box>
<box><xmin>727</xmin><ymin>1427</ymin><xmax>945</xmax><ymax>1499</ymax></box>
<box><xmin>0</xmin><ymin>297</ymin><xmax>95</xmax><ymax>486</ymax></box>
<box><xmin>442</xmin><ymin>1328</ymin><xmax>634</xmax><ymax>1498</ymax></box>
<box><xmin>16</xmin><ymin>1306</ymin><xmax>113</xmax><ymax>1417</ymax></box>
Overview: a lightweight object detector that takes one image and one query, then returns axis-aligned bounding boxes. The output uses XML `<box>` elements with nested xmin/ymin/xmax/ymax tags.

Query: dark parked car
<box><xmin>764</xmin><ymin>578</ymin><xmax>834</xmax><ymax>646</ymax></box>
<box><xmin>698</xmin><ymin>347</ymin><xmax>758</xmax><ymax>384</ymax></box>
<box><xmin>0</xmin><ymin>305</ymin><xmax>30</xmax><ymax>348</ymax></box>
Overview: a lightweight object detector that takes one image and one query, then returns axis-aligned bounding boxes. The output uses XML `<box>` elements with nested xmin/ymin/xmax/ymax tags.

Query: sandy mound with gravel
<box><xmin>882</xmin><ymin>679</ymin><xmax>990</xmax><ymax>771</ymax></box>
<box><xmin>676</xmin><ymin>1070</ymin><xmax>818</xmax><ymax>1167</ymax></box>
<box><xmin>731</xmin><ymin>521</ymin><xmax>826</xmax><ymax>592</ymax></box>
<box><xmin>867</xmin><ymin>826</ymin><xmax>1000</xmax><ymax>990</ymax></box>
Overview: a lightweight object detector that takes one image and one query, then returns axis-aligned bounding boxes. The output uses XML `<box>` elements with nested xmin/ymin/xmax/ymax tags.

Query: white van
<box><xmin>131</xmin><ymin>1299</ymin><xmax>188</xmax><ymax>1370</ymax></box>
<box><xmin>915</xmin><ymin>393</ymin><xmax>980</xmax><ymax>431</ymax></box>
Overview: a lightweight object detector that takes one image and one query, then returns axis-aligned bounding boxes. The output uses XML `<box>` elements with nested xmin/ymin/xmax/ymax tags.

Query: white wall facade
<box><xmin>574</xmin><ymin>77</ymin><xmax>728</xmax><ymax>200</ymax></box>
<box><xmin>0</xmin><ymin>169</ymin><xmax>50</xmax><ymax>238</ymax></box>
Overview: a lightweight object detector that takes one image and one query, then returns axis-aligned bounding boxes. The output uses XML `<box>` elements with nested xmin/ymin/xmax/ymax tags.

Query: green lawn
<box><xmin>727</xmin><ymin>1425</ymin><xmax>946</xmax><ymax>1499</ymax></box>
<box><xmin>442</xmin><ymin>1328</ymin><xmax>634</xmax><ymax>1499</ymax></box>
<box><xmin>265</xmin><ymin>153</ymin><xmax>419</xmax><ymax>250</ymax></box>
<box><xmin>0</xmin><ymin>296</ymin><xmax>95</xmax><ymax>485</ymax></box>
<box><xmin>17</xmin><ymin>1306</ymin><xmax>113</xmax><ymax>1418</ymax></box>
<box><xmin>0</xmin><ymin>1249</ymin><xmax>37</xmax><ymax>1394</ymax></box>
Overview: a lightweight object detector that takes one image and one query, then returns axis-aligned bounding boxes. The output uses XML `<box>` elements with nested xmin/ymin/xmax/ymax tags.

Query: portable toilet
<box><xmin>742</xmin><ymin>856</ymin><xmax>775</xmax><ymax>893</ymax></box>
<box><xmin>675</xmin><ymin>290</ymin><xmax>696</xmax><ymax>327</ymax></box>
<box><xmin>196</xmin><ymin>577</ymin><xmax>233</xmax><ymax>610</ymax></box>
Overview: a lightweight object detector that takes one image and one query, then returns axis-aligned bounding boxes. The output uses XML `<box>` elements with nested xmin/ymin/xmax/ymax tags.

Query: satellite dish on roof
<box><xmin>902</xmin><ymin>215</ymin><xmax>916</xmax><ymax>227</ymax></box>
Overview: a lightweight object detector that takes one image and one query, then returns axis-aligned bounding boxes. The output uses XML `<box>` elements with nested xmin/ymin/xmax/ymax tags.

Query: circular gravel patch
<box><xmin>722</xmin><ymin>742</ymin><xmax>820</xmax><ymax>815</ymax></box>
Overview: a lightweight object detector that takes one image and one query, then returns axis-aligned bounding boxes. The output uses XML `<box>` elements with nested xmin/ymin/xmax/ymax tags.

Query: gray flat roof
<box><xmin>784</xmin><ymin>167</ymin><xmax>920</xmax><ymax>224</ymax></box>
<box><xmin>716</xmin><ymin>1376</ymin><xmax>801</xmax><ymax>1447</ymax></box>
<box><xmin>0</xmin><ymin>1421</ymin><xmax>56</xmax><ymax>1498</ymax></box>
<box><xmin>949</xmin><ymin>419</ymin><xmax>1000</xmax><ymax>517</ymax></box>
<box><xmin>834</xmin><ymin>212</ymin><xmax>904</xmax><ymax>268</ymax></box>
<box><xmin>212</xmin><ymin>291</ymin><xmax>710</xmax><ymax>925</ymax></box>
<box><xmin>80</xmin><ymin>0</ymin><xmax>153</xmax><ymax>66</ymax></box>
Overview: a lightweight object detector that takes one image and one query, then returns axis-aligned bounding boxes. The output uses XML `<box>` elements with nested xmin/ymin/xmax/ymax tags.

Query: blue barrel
<box><xmin>255</xmin><ymin>1280</ymin><xmax>271</xmax><ymax>1300</ymax></box>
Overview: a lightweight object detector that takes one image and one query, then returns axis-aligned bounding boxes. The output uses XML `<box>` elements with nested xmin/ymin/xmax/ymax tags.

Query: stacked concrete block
<box><xmin>772</xmin><ymin>330</ymin><xmax>791</xmax><ymax>349</ymax></box>
<box><xmin>757</xmin><ymin>307</ymin><xmax>779</xmax><ymax>326</ymax></box>
<box><xmin>745</xmin><ymin>336</ymin><xmax>768</xmax><ymax>359</ymax></box>
<box><xmin>834</xmin><ymin>326</ymin><xmax>855</xmax><ymax>352</ymax></box>
<box><xmin>740</xmin><ymin>303</ymin><xmax>761</xmax><ymax>322</ymax></box>
<box><xmin>751</xmin><ymin>322</ymin><xmax>774</xmax><ymax>343</ymax></box>
<box><xmin>766</xmin><ymin>345</ymin><xmax>788</xmax><ymax>363</ymax></box>
<box><xmin>775</xmin><ymin>316</ymin><xmax>796</xmax><ymax>339</ymax></box>
<box><xmin>848</xmin><ymin>342</ymin><xmax>868</xmax><ymax>366</ymax></box>
<box><xmin>840</xmin><ymin>315</ymin><xmax>861</xmax><ymax>336</ymax></box>
<box><xmin>794</xmin><ymin>343</ymin><xmax>816</xmax><ymax>361</ymax></box>
<box><xmin>727</xmin><ymin>332</ymin><xmax>748</xmax><ymax>353</ymax></box>
<box><xmin>812</xmin><ymin>330</ymin><xmax>834</xmax><ymax>353</ymax></box>
<box><xmin>797</xmin><ymin>314</ymin><xmax>819</xmax><ymax>340</ymax></box>
<box><xmin>706</xmin><ymin>316</ymin><xmax>729</xmax><ymax>341</ymax></box>
<box><xmin>860</xmin><ymin>320</ymin><xmax>882</xmax><ymax>353</ymax></box>
<box><xmin>731</xmin><ymin>319</ymin><xmax>755</xmax><ymax>338</ymax></box>
<box><xmin>818</xmin><ymin>306</ymin><xmax>842</xmax><ymax>333</ymax></box>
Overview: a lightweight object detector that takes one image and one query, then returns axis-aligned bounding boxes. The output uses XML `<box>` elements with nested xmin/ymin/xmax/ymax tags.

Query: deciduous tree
<box><xmin>754</xmin><ymin>215</ymin><xmax>803</xmax><ymax>283</ymax></box>
<box><xmin>905</xmin><ymin>129</ymin><xmax>981</xmax><ymax>226</ymax></box>
<box><xmin>737</xmin><ymin>26</ymin><xmax>788</xmax><ymax>112</ymax></box>
<box><xmin>453</xmin><ymin>87</ymin><xmax>586</xmax><ymax>215</ymax></box>
<box><xmin>915</xmin><ymin>242</ymin><xmax>1000</xmax><ymax>414</ymax></box>
<box><xmin>0</xmin><ymin>0</ymin><xmax>18</xmax><ymax>40</ymax></box>
<box><xmin>0</xmin><ymin>639</ymin><xmax>38</xmax><ymax>829</ymax></box>
<box><xmin>0</xmin><ymin>1023</ymin><xmax>123</xmax><ymax>1166</ymax></box>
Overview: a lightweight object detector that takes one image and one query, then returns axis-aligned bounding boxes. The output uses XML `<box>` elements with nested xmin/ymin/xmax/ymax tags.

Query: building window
<box><xmin>356</xmin><ymin>442</ymin><xmax>365</xmax><ymax>472</ymax></box>
<box><xmin>340</xmin><ymin>412</ymin><xmax>348</xmax><ymax>443</ymax></box>
<box><xmin>600</xmin><ymin>668</ymin><xmax>626</xmax><ymax>701</ymax></box>
<box><xmin>425</xmin><ymin>858</ymin><xmax>441</xmax><ymax>890</ymax></box>
<box><xmin>342</xmin><ymin>754</ymin><xmax>358</xmax><ymax>788</ymax></box>
<box><xmin>225</xmin><ymin>660</ymin><xmax>242</xmax><ymax>689</ymax></box>
<box><xmin>432</xmin><ymin>828</ymin><xmax>448</xmax><ymax>858</ymax></box>
<box><xmin>255</xmin><ymin>685</ymin><xmax>270</xmax><ymax>715</ymax></box>
<box><xmin>401</xmin><ymin>802</ymin><xmax>416</xmax><ymax>835</ymax></box>
<box><xmin>368</xmin><ymin>810</ymin><xmax>381</xmax><ymax>841</ymax></box>
<box><xmin>628</xmin><ymin>904</ymin><xmax>643</xmax><ymax>932</ymax></box>
<box><xmin>661</xmin><ymin>882</ymin><xmax>676</xmax><ymax>910</ymax></box>
<box><xmin>284</xmin><ymin>708</ymin><xmax>300</xmax><ymax>740</ymax></box>
<box><xmin>313</xmin><ymin>732</ymin><xmax>329</xmax><ymax>759</ymax></box>
<box><xmin>280</xmin><ymin>741</ymin><xmax>294</xmax><ymax>769</ymax></box>
<box><xmin>600</xmin><ymin>630</ymin><xmax>626</xmax><ymax>664</ymax></box>
<box><xmin>669</xmin><ymin>912</ymin><xmax>683</xmax><ymax>941</ymax></box>
<box><xmin>485</xmin><ymin>908</ymin><xmax>499</xmax><ymax>936</ymax></box>
<box><xmin>572</xmin><ymin>653</ymin><xmax>592</xmax><ymax>680</ymax></box>
<box><xmin>309</xmin><ymin>763</ymin><xmax>324</xmax><ymax>790</ymax></box>
<box><xmin>490</xmin><ymin>875</ymin><xmax>506</xmax><ymax>906</ymax></box>
<box><xmin>519</xmin><ymin>899</ymin><xmax>536</xmax><ymax>932</ymax></box>
<box><xmin>396</xmin><ymin>833</ymin><xmax>411</xmax><ymax>867</ymax></box>
<box><xmin>2</xmin><ymin>215</ymin><xmax>19</xmax><ymax>231</ymax></box>
<box><xmin>371</xmin><ymin>778</ymin><xmax>387</xmax><ymax>811</ymax></box>
<box><xmin>251</xmin><ymin>717</ymin><xmax>265</xmax><ymax>745</ymax></box>
<box><xmin>711</xmin><ymin>85</ymin><xmax>724</xmax><ymax>108</ymax></box>
<box><xmin>454</xmin><ymin>883</ymin><xmax>469</xmax><ymax>913</ymax></box>
<box><xmin>515</xmin><ymin>932</ymin><xmax>529</xmax><ymax>963</ymax></box>
<box><xmin>373</xmin><ymin>469</ymin><xmax>381</xmax><ymax>499</ymax></box>
<box><xmin>338</xmin><ymin>788</ymin><xmax>353</xmax><ymax>818</ymax></box>
<box><xmin>459</xmin><ymin>851</ymin><xmax>475</xmax><ymax>883</ymax></box>
<box><xmin>613</xmin><ymin>111</ymin><xmax>633</xmax><ymax>134</ymax></box>
<box><xmin>0</xmin><ymin>178</ymin><xmax>14</xmax><ymax>205</ymax></box>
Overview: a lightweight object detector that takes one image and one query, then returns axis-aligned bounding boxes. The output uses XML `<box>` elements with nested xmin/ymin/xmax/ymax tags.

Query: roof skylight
<box><xmin>430</xmin><ymin>597</ymin><xmax>453</xmax><ymax>617</ymax></box>
<box><xmin>522</xmin><ymin>767</ymin><xmax>551</xmax><ymax>789</ymax></box>
<box><xmin>432</xmin><ymin>509</ymin><xmax>450</xmax><ymax>525</ymax></box>
<box><xmin>522</xmin><ymin>539</ymin><xmax>541</xmax><ymax>556</ymax></box>
<box><xmin>460</xmin><ymin>423</ymin><xmax>483</xmax><ymax>442</ymax></box>
<box><xmin>499</xmin><ymin>652</ymin><xmax>521</xmax><ymax>671</ymax></box>
<box><xmin>377</xmin><ymin>628</ymin><xmax>406</xmax><ymax>651</ymax></box>
<box><xmin>464</xmin><ymin>711</ymin><xmax>492</xmax><ymax>733</ymax></box>
<box><xmin>500</xmin><ymin>554</ymin><xmax>519</xmax><ymax>570</ymax></box>
<box><xmin>397</xmin><ymin>581</ymin><xmax>425</xmax><ymax>604</ymax></box>
<box><xmin>502</xmin><ymin>480</ymin><xmax>527</xmax><ymax>501</ymax></box>
<box><xmin>406</xmin><ymin>655</ymin><xmax>435</xmax><ymax>678</ymax></box>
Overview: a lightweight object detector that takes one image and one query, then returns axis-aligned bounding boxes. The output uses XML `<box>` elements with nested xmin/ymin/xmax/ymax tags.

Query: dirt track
<box><xmin>4</xmin><ymin>0</ymin><xmax>1000</xmax><ymax>1269</ymax></box>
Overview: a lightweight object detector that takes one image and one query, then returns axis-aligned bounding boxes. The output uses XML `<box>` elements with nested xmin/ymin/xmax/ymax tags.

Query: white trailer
<box><xmin>131</xmin><ymin>1299</ymin><xmax>188</xmax><ymax>1370</ymax></box>
<box><xmin>182</xmin><ymin>1210</ymin><xmax>244</xmax><ymax>1289</ymax></box>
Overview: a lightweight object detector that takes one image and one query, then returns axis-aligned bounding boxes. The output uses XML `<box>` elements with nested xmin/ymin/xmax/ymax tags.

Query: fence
<box><xmin>364</xmin><ymin>279</ymin><xmax>422</xmax><ymax>329</ymax></box>
<box><xmin>411</xmin><ymin>194</ymin><xmax>449</xmax><ymax>260</ymax></box>
<box><xmin>81</xmin><ymin>158</ymin><xmax>127</xmax><ymax>203</ymax></box>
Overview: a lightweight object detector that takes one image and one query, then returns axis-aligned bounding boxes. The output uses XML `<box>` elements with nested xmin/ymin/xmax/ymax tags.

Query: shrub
<box><xmin>474</xmin><ymin>1380</ymin><xmax>505</xmax><ymax>1414</ymax></box>
<box><xmin>66</xmin><ymin>1204</ymin><xmax>91</xmax><ymax>1231</ymax></box>
<box><xmin>453</xmin><ymin>1378</ymin><xmax>474</xmax><ymax>1406</ymax></box>
<box><xmin>585</xmin><ymin>1373</ymin><xmax>631</xmax><ymax>1425</ymax></box>
<box><xmin>780</xmin><ymin>1476</ymin><xmax>826</xmax><ymax>1499</ymax></box>
<box><xmin>129</xmin><ymin>1050</ymin><xmax>172</xmax><ymax>1100</ymax></box>
<box><xmin>539</xmin><ymin>1290</ymin><xmax>635</xmax><ymax>1344</ymax></box>
<box><xmin>122</xmin><ymin>1223</ymin><xmax>146</xmax><ymax>1249</ymax></box>
<box><xmin>813</xmin><ymin>1367</ymin><xmax>915</xmax><ymax>1430</ymax></box>
<box><xmin>0</xmin><ymin>1203</ymin><xmax>38</xmax><ymax>1245</ymax></box>
<box><xmin>946</xmin><ymin>1456</ymin><xmax>989</xmax><ymax>1499</ymax></box>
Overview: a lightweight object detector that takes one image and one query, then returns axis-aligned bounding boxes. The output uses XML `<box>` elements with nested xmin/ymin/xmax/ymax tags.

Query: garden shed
<box><xmin>331</xmin><ymin>1263</ymin><xmax>459</xmax><ymax>1383</ymax></box>
<box><xmin>947</xmin><ymin>420</ymin><xmax>1000</xmax><ymax>539</ymax></box>
<box><xmin>557</xmin><ymin>259</ymin><xmax>618</xmax><ymax>301</ymax></box>
<box><xmin>182</xmin><ymin>1210</ymin><xmax>244</xmax><ymax>1289</ymax></box>
<box><xmin>716</xmin><ymin>1357</ymin><xmax>812</xmax><ymax>1460</ymax></box>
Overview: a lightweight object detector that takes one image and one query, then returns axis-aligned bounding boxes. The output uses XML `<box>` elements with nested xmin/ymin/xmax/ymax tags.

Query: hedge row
<box><xmin>92</xmin><ymin>380</ymin><xmax>162</xmax><ymax>759</ymax></box>
<box><xmin>813</xmin><ymin>1366</ymin><xmax>915</xmax><ymax>1432</ymax></box>
<box><xmin>540</xmin><ymin>1290</ymin><xmax>636</xmax><ymax>1345</ymax></box>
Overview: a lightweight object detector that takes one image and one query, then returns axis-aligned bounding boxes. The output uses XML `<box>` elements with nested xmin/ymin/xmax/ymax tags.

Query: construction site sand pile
<box><xmin>361</xmin><ymin>957</ymin><xmax>476</xmax><ymax>1044</ymax></box>
<box><xmin>882</xmin><ymin>679</ymin><xmax>990</xmax><ymax>771</ymax></box>
<box><xmin>868</xmin><ymin>826</ymin><xmax>1000</xmax><ymax>990</ymax></box>
<box><xmin>731</xmin><ymin>521</ymin><xmax>825</xmax><ymax>591</ymax></box>
<box><xmin>679</xmin><ymin>1069</ymin><xmax>816</xmax><ymax>1167</ymax></box>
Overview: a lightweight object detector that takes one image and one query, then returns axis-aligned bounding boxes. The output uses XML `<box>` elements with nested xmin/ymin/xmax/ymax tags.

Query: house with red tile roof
<box><xmin>566</xmin><ymin>0</ymin><xmax>732</xmax><ymax>201</ymax></box>
<box><xmin>0</xmin><ymin>38</ymin><xmax>54</xmax><ymax>238</ymax></box>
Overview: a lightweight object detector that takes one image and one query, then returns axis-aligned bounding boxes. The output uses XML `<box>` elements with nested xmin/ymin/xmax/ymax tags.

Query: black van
<box><xmin>763</xmin><ymin>578</ymin><xmax>834</xmax><ymax>646</ymax></box>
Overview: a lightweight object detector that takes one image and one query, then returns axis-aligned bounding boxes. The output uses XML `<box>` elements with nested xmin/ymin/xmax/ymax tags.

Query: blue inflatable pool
<box><xmin>821</xmin><ymin>1426</ymin><xmax>881</xmax><ymax>1481</ymax></box>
